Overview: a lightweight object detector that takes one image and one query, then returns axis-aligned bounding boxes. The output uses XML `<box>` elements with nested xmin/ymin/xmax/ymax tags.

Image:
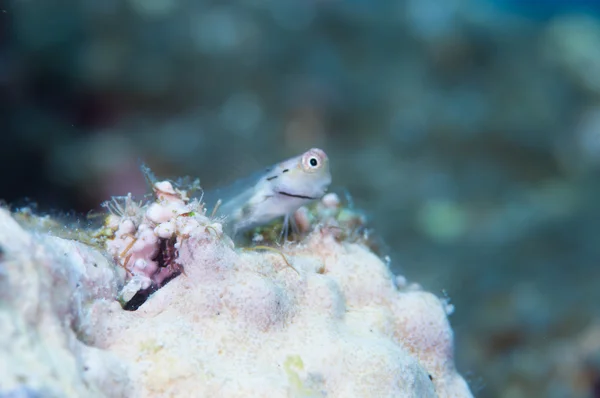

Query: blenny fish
<box><xmin>209</xmin><ymin>148</ymin><xmax>332</xmax><ymax>240</ymax></box>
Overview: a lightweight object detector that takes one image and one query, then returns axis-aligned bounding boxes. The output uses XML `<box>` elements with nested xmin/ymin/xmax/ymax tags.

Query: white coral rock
<box><xmin>90</xmin><ymin>230</ymin><xmax>473</xmax><ymax>398</ymax></box>
<box><xmin>0</xmin><ymin>201</ymin><xmax>473</xmax><ymax>398</ymax></box>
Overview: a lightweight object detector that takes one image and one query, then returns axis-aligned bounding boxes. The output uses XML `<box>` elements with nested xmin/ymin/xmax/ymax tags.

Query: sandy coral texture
<box><xmin>0</xmin><ymin>181</ymin><xmax>473</xmax><ymax>398</ymax></box>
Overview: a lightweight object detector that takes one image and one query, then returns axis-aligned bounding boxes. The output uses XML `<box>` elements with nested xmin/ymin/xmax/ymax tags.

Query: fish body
<box><xmin>213</xmin><ymin>148</ymin><xmax>332</xmax><ymax>236</ymax></box>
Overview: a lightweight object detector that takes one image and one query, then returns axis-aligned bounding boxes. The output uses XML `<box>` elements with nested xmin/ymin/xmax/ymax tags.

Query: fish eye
<box><xmin>301</xmin><ymin>148</ymin><xmax>328</xmax><ymax>172</ymax></box>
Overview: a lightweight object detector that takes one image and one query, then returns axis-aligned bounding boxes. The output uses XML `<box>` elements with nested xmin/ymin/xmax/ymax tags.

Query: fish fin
<box><xmin>279</xmin><ymin>214</ymin><xmax>289</xmax><ymax>244</ymax></box>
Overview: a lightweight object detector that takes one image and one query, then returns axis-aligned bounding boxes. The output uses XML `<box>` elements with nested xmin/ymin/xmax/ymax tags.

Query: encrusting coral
<box><xmin>0</xmin><ymin>173</ymin><xmax>474</xmax><ymax>398</ymax></box>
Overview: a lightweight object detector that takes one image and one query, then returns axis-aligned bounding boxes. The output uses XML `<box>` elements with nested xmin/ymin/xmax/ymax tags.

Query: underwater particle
<box><xmin>415</xmin><ymin>199</ymin><xmax>467</xmax><ymax>243</ymax></box>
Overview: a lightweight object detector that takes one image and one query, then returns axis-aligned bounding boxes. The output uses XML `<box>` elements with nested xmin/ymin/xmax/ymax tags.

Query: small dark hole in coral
<box><xmin>122</xmin><ymin>271</ymin><xmax>181</xmax><ymax>311</ymax></box>
<box><xmin>429</xmin><ymin>374</ymin><xmax>433</xmax><ymax>381</ymax></box>
<box><xmin>93</xmin><ymin>263</ymin><xmax>97</xmax><ymax>267</ymax></box>
<box><xmin>123</xmin><ymin>288</ymin><xmax>156</xmax><ymax>311</ymax></box>
<box><xmin>83</xmin><ymin>366</ymin><xmax>89</xmax><ymax>371</ymax></box>
<box><xmin>121</xmin><ymin>235</ymin><xmax>184</xmax><ymax>311</ymax></box>
<box><xmin>153</xmin><ymin>236</ymin><xmax>178</xmax><ymax>269</ymax></box>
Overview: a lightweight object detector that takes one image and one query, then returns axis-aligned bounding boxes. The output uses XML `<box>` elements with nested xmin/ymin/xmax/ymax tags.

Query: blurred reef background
<box><xmin>3</xmin><ymin>0</ymin><xmax>600</xmax><ymax>397</ymax></box>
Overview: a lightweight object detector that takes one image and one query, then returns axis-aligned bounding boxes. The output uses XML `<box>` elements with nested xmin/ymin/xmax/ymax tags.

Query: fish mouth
<box><xmin>277</xmin><ymin>191</ymin><xmax>317</xmax><ymax>200</ymax></box>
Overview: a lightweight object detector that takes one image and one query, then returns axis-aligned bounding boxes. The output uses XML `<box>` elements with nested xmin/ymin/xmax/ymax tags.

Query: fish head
<box><xmin>269</xmin><ymin>148</ymin><xmax>332</xmax><ymax>200</ymax></box>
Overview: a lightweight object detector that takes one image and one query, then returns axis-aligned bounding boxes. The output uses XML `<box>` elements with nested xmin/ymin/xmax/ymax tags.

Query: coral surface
<box><xmin>0</xmin><ymin>180</ymin><xmax>473</xmax><ymax>398</ymax></box>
